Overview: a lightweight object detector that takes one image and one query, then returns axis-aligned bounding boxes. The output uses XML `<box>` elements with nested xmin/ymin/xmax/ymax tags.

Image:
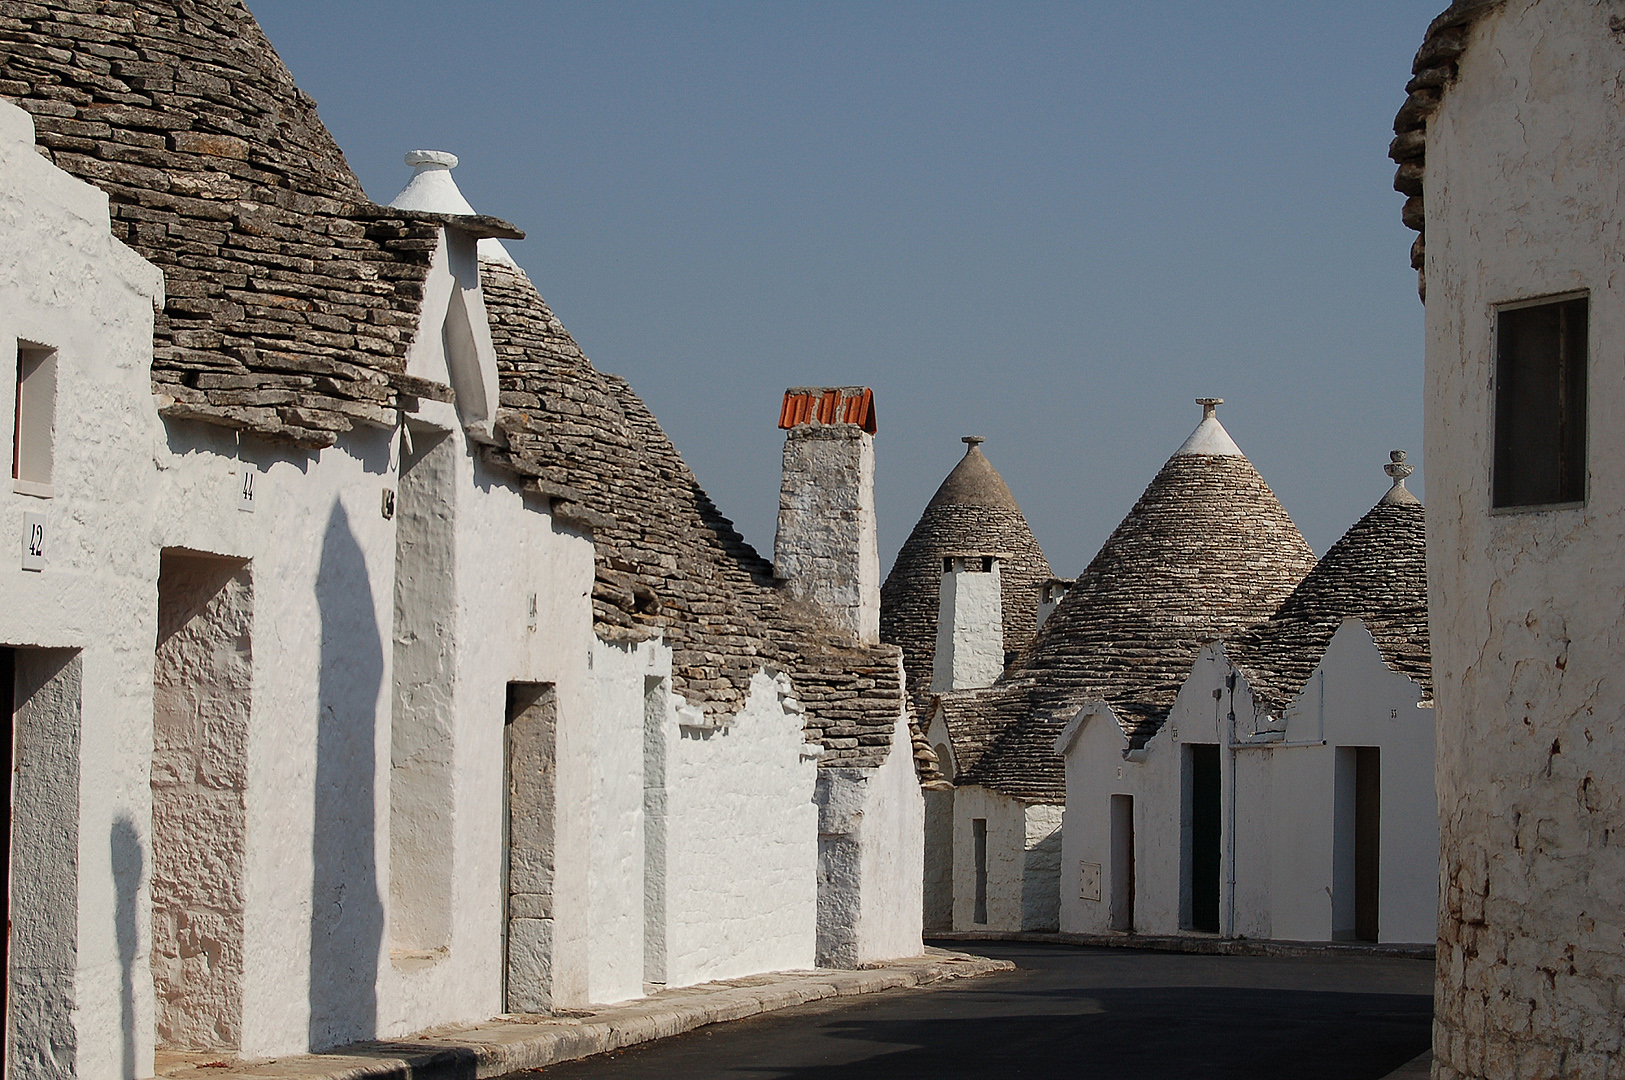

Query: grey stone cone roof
<box><xmin>881</xmin><ymin>439</ymin><xmax>1053</xmax><ymax>714</ymax></box>
<box><xmin>0</xmin><ymin>0</ymin><xmax>521</xmax><ymax>447</ymax></box>
<box><xmin>478</xmin><ymin>260</ymin><xmax>907</xmax><ymax>768</ymax></box>
<box><xmin>1224</xmin><ymin>482</ymin><xmax>1430</xmax><ymax>713</ymax></box>
<box><xmin>953</xmin><ymin>413</ymin><xmax>1317</xmax><ymax>803</ymax></box>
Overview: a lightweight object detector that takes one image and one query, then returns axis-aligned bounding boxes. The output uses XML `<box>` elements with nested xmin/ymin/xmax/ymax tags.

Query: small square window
<box><xmin>1494</xmin><ymin>296</ymin><xmax>1587</xmax><ymax>508</ymax></box>
<box><xmin>13</xmin><ymin>343</ymin><xmax>56</xmax><ymax>498</ymax></box>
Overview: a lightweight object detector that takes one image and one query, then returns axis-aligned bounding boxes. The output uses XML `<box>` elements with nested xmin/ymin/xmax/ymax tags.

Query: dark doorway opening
<box><xmin>972</xmin><ymin>818</ymin><xmax>988</xmax><ymax>925</ymax></box>
<box><xmin>1187</xmin><ymin>744</ymin><xmax>1221</xmax><ymax>933</ymax></box>
<box><xmin>1354</xmin><ymin>748</ymin><xmax>1381</xmax><ymax>943</ymax></box>
<box><xmin>1110</xmin><ymin>794</ymin><xmax>1134</xmax><ymax>933</ymax></box>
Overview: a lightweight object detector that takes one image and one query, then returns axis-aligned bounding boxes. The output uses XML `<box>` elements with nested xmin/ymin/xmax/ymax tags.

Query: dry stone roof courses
<box><xmin>881</xmin><ymin>439</ymin><xmax>1053</xmax><ymax>715</ymax></box>
<box><xmin>1224</xmin><ymin>482</ymin><xmax>1430</xmax><ymax>713</ymax></box>
<box><xmin>0</xmin><ymin>0</ymin><xmax>521</xmax><ymax>446</ymax></box>
<box><xmin>1389</xmin><ymin>0</ymin><xmax>1506</xmax><ymax>299</ymax></box>
<box><xmin>954</xmin><ymin>415</ymin><xmax>1317</xmax><ymax>803</ymax></box>
<box><xmin>478</xmin><ymin>260</ymin><xmax>906</xmax><ymax>768</ymax></box>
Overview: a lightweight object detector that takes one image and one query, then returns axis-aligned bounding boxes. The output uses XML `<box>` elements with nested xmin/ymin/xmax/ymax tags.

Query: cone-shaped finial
<box><xmin>1380</xmin><ymin>449</ymin><xmax>1421</xmax><ymax>505</ymax></box>
<box><xmin>388</xmin><ymin>149</ymin><xmax>517</xmax><ymax>265</ymax></box>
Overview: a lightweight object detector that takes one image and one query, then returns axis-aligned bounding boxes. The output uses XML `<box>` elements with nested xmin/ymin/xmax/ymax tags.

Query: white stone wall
<box><xmin>774</xmin><ymin>426</ymin><xmax>879</xmax><ymax>645</ymax></box>
<box><xmin>932</xmin><ymin>560</ymin><xmax>1004</xmax><ymax>692</ymax></box>
<box><xmin>949</xmin><ymin>785</ymin><xmax>1030</xmax><ymax>932</ymax></box>
<box><xmin>815</xmin><ymin>704</ymin><xmax>925</xmax><ymax>966</ymax></box>
<box><xmin>1057</xmin><ymin>622</ymin><xmax>1434</xmax><ymax>944</ymax></box>
<box><xmin>1423</xmin><ymin>5</ymin><xmax>1625</xmax><ymax>1073</ymax></box>
<box><xmin>0</xmin><ymin>98</ymin><xmax>166</xmax><ymax>1080</ymax></box>
<box><xmin>663</xmin><ymin>670</ymin><xmax>820</xmax><ymax>986</ymax></box>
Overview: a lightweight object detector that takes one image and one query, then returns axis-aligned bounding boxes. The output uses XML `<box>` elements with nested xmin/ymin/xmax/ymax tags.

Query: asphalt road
<box><xmin>516</xmin><ymin>941</ymin><xmax>1434</xmax><ymax>1080</ymax></box>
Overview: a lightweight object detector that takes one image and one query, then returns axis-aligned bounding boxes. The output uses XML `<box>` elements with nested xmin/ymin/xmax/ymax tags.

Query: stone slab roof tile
<box><xmin>1225</xmin><ymin>496</ymin><xmax>1430</xmax><ymax>713</ymax></box>
<box><xmin>881</xmin><ymin>438</ymin><xmax>1053</xmax><ymax>716</ymax></box>
<box><xmin>954</xmin><ymin>424</ymin><xmax>1316</xmax><ymax>803</ymax></box>
<box><xmin>479</xmin><ymin>261</ymin><xmax>905</xmax><ymax>768</ymax></box>
<box><xmin>0</xmin><ymin>0</ymin><xmax>523</xmax><ymax>446</ymax></box>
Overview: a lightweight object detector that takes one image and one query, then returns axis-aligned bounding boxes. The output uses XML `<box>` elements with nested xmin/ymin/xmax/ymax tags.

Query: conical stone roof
<box><xmin>1225</xmin><ymin>452</ymin><xmax>1430</xmax><ymax>711</ymax></box>
<box><xmin>956</xmin><ymin>400</ymin><xmax>1317</xmax><ymax>802</ymax></box>
<box><xmin>881</xmin><ymin>437</ymin><xmax>1053</xmax><ymax>713</ymax></box>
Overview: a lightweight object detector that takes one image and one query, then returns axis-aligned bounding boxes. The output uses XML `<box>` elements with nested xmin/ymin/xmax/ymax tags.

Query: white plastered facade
<box><xmin>1421</xmin><ymin>4</ymin><xmax>1625</xmax><ymax>1074</ymax></box>
<box><xmin>1</xmin><ymin>101</ymin><xmax>923</xmax><ymax>1074</ymax></box>
<box><xmin>1056</xmin><ymin>619</ymin><xmax>1435</xmax><ymax>944</ymax></box>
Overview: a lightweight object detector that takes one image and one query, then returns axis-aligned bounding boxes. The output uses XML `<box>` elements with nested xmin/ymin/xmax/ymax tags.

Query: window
<box><xmin>1494</xmin><ymin>295</ymin><xmax>1587</xmax><ymax>508</ymax></box>
<box><xmin>13</xmin><ymin>343</ymin><xmax>56</xmax><ymax>497</ymax></box>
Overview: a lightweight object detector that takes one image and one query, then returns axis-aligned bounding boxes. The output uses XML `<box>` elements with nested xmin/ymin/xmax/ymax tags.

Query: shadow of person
<box><xmin>111</xmin><ymin>815</ymin><xmax>142</xmax><ymax>1080</ymax></box>
<box><xmin>308</xmin><ymin>499</ymin><xmax>385</xmax><ymax>1051</ymax></box>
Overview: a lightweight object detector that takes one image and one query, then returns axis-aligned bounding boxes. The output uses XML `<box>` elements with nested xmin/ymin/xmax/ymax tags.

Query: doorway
<box><xmin>971</xmin><ymin>818</ymin><xmax>988</xmax><ymax>925</ymax></box>
<box><xmin>151</xmin><ymin>552</ymin><xmax>251</xmax><ymax>1050</ymax></box>
<box><xmin>1184</xmin><ymin>745</ymin><xmax>1220</xmax><ymax>933</ymax></box>
<box><xmin>1334</xmin><ymin>747</ymin><xmax>1381</xmax><ymax>942</ymax></box>
<box><xmin>503</xmin><ymin>683</ymin><xmax>555</xmax><ymax>1013</ymax></box>
<box><xmin>1110</xmin><ymin>794</ymin><xmax>1134</xmax><ymax>933</ymax></box>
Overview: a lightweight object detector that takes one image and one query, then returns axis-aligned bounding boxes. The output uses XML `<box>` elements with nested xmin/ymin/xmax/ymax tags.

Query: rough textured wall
<box><xmin>1422</xmin><ymin>3</ymin><xmax>1625</xmax><ymax>1076</ymax></box>
<box><xmin>0</xmin><ymin>96</ymin><xmax>167</xmax><ymax>1080</ymax></box>
<box><xmin>151</xmin><ymin>556</ymin><xmax>252</xmax><ymax>1049</ymax></box>
<box><xmin>933</xmin><ymin>563</ymin><xmax>1005</xmax><ymax>692</ymax></box>
<box><xmin>10</xmin><ymin>652</ymin><xmax>82</xmax><ymax>1080</ymax></box>
<box><xmin>775</xmin><ymin>426</ymin><xmax>880</xmax><ymax>646</ymax></box>
<box><xmin>949</xmin><ymin>784</ymin><xmax>1030</xmax><ymax>933</ymax></box>
<box><xmin>664</xmin><ymin>669</ymin><xmax>819</xmax><ymax>985</ymax></box>
<box><xmin>1018</xmin><ymin>803</ymin><xmax>1064</xmax><ymax>932</ymax></box>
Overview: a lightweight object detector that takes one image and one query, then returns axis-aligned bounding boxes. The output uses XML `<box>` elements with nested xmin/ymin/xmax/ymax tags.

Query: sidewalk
<box><xmin>155</xmin><ymin>948</ymin><xmax>1013</xmax><ymax>1080</ymax></box>
<box><xmin>930</xmin><ymin>929</ymin><xmax>1435</xmax><ymax>961</ymax></box>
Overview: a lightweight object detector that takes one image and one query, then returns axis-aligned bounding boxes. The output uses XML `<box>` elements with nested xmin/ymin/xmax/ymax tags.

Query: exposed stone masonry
<box><xmin>1389</xmin><ymin>0</ymin><xmax>1505</xmax><ymax>299</ymax></box>
<box><xmin>478</xmin><ymin>260</ymin><xmax>906</xmax><ymax>767</ymax></box>
<box><xmin>955</xmin><ymin>451</ymin><xmax>1316</xmax><ymax>803</ymax></box>
<box><xmin>1226</xmin><ymin>498</ymin><xmax>1430</xmax><ymax>713</ymax></box>
<box><xmin>0</xmin><ymin>0</ymin><xmax>522</xmax><ymax>446</ymax></box>
<box><xmin>881</xmin><ymin>440</ymin><xmax>1052</xmax><ymax>717</ymax></box>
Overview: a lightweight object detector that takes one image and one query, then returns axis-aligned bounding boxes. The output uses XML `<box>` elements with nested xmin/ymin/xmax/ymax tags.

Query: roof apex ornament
<box><xmin>389</xmin><ymin>149</ymin><xmax>518</xmax><ymax>265</ymax></box>
<box><xmin>1197</xmin><ymin>397</ymin><xmax>1224</xmax><ymax>420</ymax></box>
<box><xmin>1381</xmin><ymin>449</ymin><xmax>1421</xmax><ymax>505</ymax></box>
<box><xmin>962</xmin><ymin>435</ymin><xmax>985</xmax><ymax>447</ymax></box>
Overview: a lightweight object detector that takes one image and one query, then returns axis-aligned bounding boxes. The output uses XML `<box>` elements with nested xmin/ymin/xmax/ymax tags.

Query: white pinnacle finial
<box><xmin>1380</xmin><ymin>449</ymin><xmax>1421</xmax><ymax>505</ymax></box>
<box><xmin>387</xmin><ymin>149</ymin><xmax>518</xmax><ymax>266</ymax></box>
<box><xmin>1174</xmin><ymin>397</ymin><xmax>1242</xmax><ymax>457</ymax></box>
<box><xmin>1197</xmin><ymin>397</ymin><xmax>1223</xmax><ymax>420</ymax></box>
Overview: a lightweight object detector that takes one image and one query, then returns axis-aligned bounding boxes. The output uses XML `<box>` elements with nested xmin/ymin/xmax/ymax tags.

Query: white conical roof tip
<box><xmin>1173</xmin><ymin>397</ymin><xmax>1243</xmax><ymax>457</ymax></box>
<box><xmin>387</xmin><ymin>149</ymin><xmax>517</xmax><ymax>266</ymax></box>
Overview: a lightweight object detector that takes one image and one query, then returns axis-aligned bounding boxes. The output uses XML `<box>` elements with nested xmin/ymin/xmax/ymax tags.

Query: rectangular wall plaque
<box><xmin>21</xmin><ymin>511</ymin><xmax>45</xmax><ymax>571</ymax></box>
<box><xmin>1079</xmin><ymin>861</ymin><xmax>1101</xmax><ymax>902</ymax></box>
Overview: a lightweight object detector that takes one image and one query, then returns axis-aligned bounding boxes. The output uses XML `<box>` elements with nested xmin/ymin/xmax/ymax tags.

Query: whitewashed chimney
<box><xmin>1035</xmin><ymin>576</ymin><xmax>1073</xmax><ymax>629</ymax></box>
<box><xmin>774</xmin><ymin>386</ymin><xmax>880</xmax><ymax>644</ymax></box>
<box><xmin>387</xmin><ymin>149</ymin><xmax>517</xmax><ymax>265</ymax></box>
<box><xmin>932</xmin><ymin>553</ymin><xmax>1006</xmax><ymax>691</ymax></box>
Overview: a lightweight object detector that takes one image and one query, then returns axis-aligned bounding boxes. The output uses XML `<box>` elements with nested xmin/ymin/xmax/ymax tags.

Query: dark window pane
<box><xmin>1494</xmin><ymin>297</ymin><xmax>1587</xmax><ymax>507</ymax></box>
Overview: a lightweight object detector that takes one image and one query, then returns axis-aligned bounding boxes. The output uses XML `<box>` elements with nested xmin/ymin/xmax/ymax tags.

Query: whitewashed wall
<box><xmin>663</xmin><ymin>669</ymin><xmax>819</xmax><ymax>986</ymax></box>
<box><xmin>1058</xmin><ymin>621</ymin><xmax>1434</xmax><ymax>944</ymax></box>
<box><xmin>0</xmin><ymin>99</ymin><xmax>166</xmax><ymax>1080</ymax></box>
<box><xmin>950</xmin><ymin>785</ymin><xmax>1029</xmax><ymax>932</ymax></box>
<box><xmin>1422</xmin><ymin>7</ymin><xmax>1625</xmax><ymax>1072</ymax></box>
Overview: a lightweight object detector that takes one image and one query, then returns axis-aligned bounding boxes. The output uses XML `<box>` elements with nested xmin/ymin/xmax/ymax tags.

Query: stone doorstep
<box><xmin>153</xmin><ymin>949</ymin><xmax>1013</xmax><ymax>1080</ymax></box>
<box><xmin>929</xmin><ymin>930</ymin><xmax>1436</xmax><ymax>962</ymax></box>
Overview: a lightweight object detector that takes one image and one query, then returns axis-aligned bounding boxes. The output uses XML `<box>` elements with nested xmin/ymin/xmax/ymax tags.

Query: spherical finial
<box><xmin>962</xmin><ymin>435</ymin><xmax>986</xmax><ymax>447</ymax></box>
<box><xmin>404</xmin><ymin>149</ymin><xmax>459</xmax><ymax>170</ymax></box>
<box><xmin>1196</xmin><ymin>397</ymin><xmax>1224</xmax><ymax>421</ymax></box>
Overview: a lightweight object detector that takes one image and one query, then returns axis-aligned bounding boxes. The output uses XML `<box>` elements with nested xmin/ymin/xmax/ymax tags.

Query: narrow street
<box><xmin>517</xmin><ymin>942</ymin><xmax>1432</xmax><ymax>1080</ymax></box>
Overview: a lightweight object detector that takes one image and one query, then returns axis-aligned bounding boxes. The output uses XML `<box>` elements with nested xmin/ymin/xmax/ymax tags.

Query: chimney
<box><xmin>1036</xmin><ymin>576</ymin><xmax>1073</xmax><ymax>630</ymax></box>
<box><xmin>933</xmin><ymin>553</ymin><xmax>1006</xmax><ymax>692</ymax></box>
<box><xmin>388</xmin><ymin>149</ymin><xmax>518</xmax><ymax>266</ymax></box>
<box><xmin>774</xmin><ymin>387</ymin><xmax>880</xmax><ymax>644</ymax></box>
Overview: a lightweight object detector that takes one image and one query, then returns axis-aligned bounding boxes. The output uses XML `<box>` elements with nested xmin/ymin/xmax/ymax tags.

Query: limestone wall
<box><xmin>0</xmin><ymin>98</ymin><xmax>165</xmax><ymax>1080</ymax></box>
<box><xmin>775</xmin><ymin>425</ymin><xmax>879</xmax><ymax>645</ymax></box>
<box><xmin>1422</xmin><ymin>3</ymin><xmax>1625</xmax><ymax>1074</ymax></box>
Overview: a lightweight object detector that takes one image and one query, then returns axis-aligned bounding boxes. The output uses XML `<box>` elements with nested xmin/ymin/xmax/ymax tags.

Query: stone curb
<box><xmin>929</xmin><ymin>930</ymin><xmax>1436</xmax><ymax>962</ymax></box>
<box><xmin>156</xmin><ymin>949</ymin><xmax>1013</xmax><ymax>1080</ymax></box>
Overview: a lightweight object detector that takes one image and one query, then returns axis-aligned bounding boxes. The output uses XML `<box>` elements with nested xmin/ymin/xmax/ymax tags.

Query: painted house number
<box><xmin>20</xmin><ymin>511</ymin><xmax>45</xmax><ymax>572</ymax></box>
<box><xmin>239</xmin><ymin>469</ymin><xmax>255</xmax><ymax>513</ymax></box>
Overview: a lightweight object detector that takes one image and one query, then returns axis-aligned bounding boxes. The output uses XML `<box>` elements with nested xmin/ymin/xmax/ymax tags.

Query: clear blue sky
<box><xmin>254</xmin><ymin>0</ymin><xmax>1439</xmax><ymax>574</ymax></box>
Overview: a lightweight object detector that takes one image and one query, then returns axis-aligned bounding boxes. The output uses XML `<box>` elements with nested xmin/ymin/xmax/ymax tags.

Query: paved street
<box><xmin>517</xmin><ymin>942</ymin><xmax>1433</xmax><ymax>1080</ymax></box>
